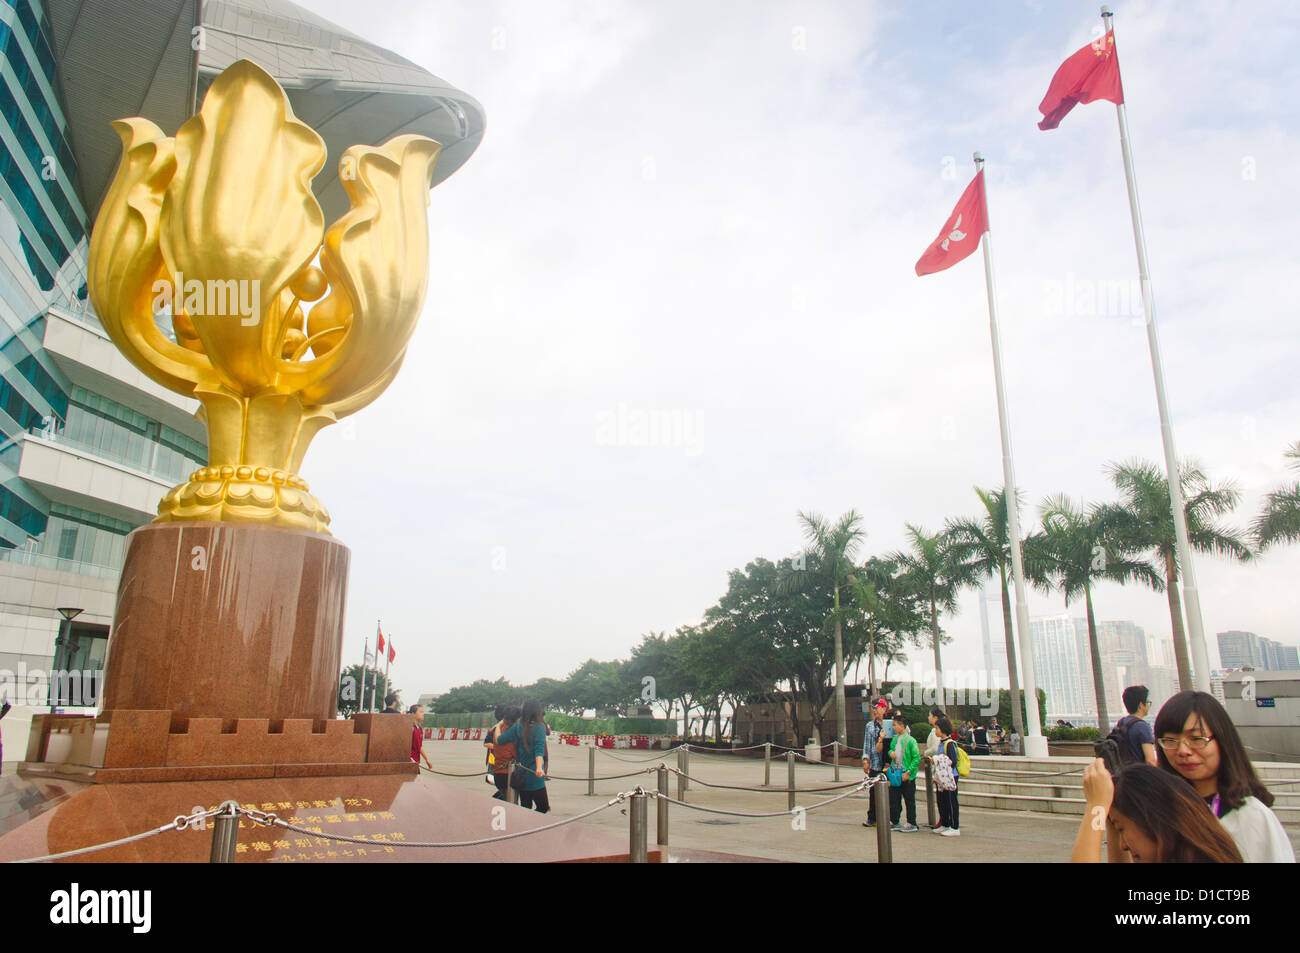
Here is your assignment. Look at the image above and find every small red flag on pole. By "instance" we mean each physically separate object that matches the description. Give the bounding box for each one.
[1037,29,1124,130]
[915,170,988,277]
[388,641,396,664]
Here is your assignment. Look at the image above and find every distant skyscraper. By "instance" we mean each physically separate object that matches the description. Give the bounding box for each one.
[1031,614,1087,719]
[1279,645,1300,671]
[1216,631,1299,671]
[979,582,1011,688]
[1218,631,1262,670]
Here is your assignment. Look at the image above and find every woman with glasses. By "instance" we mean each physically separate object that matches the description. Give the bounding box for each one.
[1071,760,1242,863]
[1153,691,1294,863]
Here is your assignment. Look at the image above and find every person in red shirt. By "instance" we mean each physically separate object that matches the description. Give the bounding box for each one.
[409,705,433,769]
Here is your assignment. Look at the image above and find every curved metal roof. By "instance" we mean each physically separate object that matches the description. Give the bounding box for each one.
[45,0,484,221]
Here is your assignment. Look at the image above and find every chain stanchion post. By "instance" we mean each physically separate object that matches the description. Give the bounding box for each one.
[682,746,690,793]
[208,800,240,863]
[656,764,669,846]
[764,742,771,786]
[924,757,938,828]
[588,746,595,796]
[874,780,893,863]
[833,741,840,782]
[629,790,648,863]
[787,751,796,811]
[507,761,518,805]
[676,748,686,802]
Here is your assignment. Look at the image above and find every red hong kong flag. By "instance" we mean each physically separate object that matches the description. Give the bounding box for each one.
[915,170,987,277]
[388,641,396,664]
[1038,30,1124,130]
[376,631,385,657]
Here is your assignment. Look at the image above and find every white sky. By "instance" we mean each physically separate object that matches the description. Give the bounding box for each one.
[295,0,1300,699]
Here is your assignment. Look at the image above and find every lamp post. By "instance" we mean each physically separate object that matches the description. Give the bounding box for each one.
[50,607,83,713]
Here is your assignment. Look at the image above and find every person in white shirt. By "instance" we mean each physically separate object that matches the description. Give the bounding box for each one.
[1153,691,1294,863]
[924,707,944,758]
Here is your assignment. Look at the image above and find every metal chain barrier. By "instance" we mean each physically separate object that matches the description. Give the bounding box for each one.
[10,806,225,864]
[651,777,877,819]
[665,765,864,794]
[264,794,633,848]
[596,745,690,763]
[422,765,498,778]
[420,763,656,783]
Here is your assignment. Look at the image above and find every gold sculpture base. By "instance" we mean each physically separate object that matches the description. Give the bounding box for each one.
[156,466,331,534]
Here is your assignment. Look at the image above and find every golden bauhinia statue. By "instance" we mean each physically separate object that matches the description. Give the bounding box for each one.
[88,59,441,534]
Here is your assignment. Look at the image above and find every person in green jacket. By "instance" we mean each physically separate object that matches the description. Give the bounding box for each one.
[888,713,921,832]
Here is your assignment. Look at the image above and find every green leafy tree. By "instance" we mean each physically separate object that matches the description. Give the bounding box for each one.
[709,556,836,745]
[522,677,579,714]
[1253,442,1300,551]
[625,631,682,721]
[891,524,975,709]
[1103,460,1252,690]
[846,555,923,697]
[338,664,396,717]
[565,658,638,713]
[1033,495,1164,731]
[430,677,514,714]
[778,510,867,746]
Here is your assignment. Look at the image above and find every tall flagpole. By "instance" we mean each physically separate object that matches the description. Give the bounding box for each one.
[360,635,369,713]
[384,634,393,705]
[974,153,1047,757]
[372,620,380,712]
[1103,6,1209,691]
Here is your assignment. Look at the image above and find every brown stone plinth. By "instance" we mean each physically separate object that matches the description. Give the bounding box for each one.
[0,773,657,863]
[100,521,350,728]
[20,712,416,780]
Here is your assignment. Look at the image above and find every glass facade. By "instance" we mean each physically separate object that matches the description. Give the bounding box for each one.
[0,0,85,297]
[0,0,206,576]
[62,385,206,482]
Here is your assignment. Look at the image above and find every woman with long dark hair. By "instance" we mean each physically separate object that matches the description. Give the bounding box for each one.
[492,699,550,813]
[1072,761,1242,863]
[1154,691,1293,863]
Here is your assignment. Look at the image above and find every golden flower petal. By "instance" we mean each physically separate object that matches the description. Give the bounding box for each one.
[160,59,327,393]
[88,118,209,393]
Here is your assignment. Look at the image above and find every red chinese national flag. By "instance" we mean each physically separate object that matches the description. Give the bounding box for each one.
[387,641,396,664]
[376,631,385,657]
[1037,30,1124,130]
[914,170,987,277]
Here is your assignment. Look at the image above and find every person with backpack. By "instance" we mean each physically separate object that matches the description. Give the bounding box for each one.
[1114,685,1157,766]
[486,705,521,800]
[493,699,550,813]
[861,699,889,828]
[931,716,962,836]
[922,707,945,829]
[887,713,920,833]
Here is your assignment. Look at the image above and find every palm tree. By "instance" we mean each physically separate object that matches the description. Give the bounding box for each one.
[891,524,974,709]
[1033,495,1165,731]
[779,510,866,746]
[1103,459,1252,690]
[849,555,922,697]
[1253,442,1300,551]
[946,486,1029,740]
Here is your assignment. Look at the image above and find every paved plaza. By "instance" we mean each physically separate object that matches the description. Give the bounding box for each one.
[425,740,1093,862]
